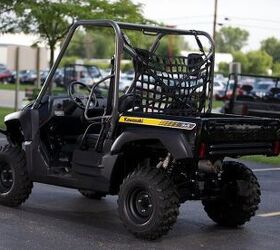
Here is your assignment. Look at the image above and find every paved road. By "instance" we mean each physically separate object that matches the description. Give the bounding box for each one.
[0,136,280,249]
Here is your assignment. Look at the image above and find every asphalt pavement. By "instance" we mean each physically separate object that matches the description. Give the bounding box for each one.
[0,136,280,249]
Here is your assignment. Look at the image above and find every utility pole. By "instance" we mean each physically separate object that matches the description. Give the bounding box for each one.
[14,47,20,111]
[213,0,218,43]
[167,25,175,58]
[36,47,41,88]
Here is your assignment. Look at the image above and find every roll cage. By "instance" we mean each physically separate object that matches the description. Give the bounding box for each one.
[32,20,215,133]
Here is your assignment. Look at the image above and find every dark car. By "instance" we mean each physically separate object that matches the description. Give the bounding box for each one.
[20,70,37,84]
[10,70,37,84]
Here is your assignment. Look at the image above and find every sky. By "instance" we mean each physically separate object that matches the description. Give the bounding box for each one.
[133,0,280,51]
[1,0,280,51]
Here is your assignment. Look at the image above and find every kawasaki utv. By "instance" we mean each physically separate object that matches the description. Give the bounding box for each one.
[0,20,280,240]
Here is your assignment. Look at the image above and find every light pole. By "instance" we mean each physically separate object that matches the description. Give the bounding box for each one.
[213,0,218,43]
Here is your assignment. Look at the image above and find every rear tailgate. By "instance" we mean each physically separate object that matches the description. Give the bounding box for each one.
[200,115,280,157]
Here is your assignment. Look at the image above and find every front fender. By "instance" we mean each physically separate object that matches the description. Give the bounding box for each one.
[111,127,194,160]
[4,109,39,141]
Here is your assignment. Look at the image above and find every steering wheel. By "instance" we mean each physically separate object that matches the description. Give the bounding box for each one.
[68,81,97,109]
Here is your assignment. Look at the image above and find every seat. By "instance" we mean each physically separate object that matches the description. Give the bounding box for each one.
[119,93,142,113]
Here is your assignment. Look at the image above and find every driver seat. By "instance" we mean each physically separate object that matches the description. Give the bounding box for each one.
[76,133,100,149]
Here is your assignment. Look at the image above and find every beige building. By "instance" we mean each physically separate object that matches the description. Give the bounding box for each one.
[0,44,49,70]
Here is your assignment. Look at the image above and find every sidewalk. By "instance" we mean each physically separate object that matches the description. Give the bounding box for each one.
[0,89,25,108]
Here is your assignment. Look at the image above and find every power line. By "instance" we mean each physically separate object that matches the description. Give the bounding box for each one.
[159,15,280,25]
[158,15,213,21]
[221,16,280,25]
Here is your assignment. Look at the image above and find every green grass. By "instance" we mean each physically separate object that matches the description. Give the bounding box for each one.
[212,100,224,109]
[0,83,35,91]
[0,107,14,128]
[241,155,280,165]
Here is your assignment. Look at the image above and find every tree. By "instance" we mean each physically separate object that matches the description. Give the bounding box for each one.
[246,50,272,75]
[232,51,249,73]
[14,0,85,67]
[216,26,249,53]
[12,0,145,67]
[0,0,21,15]
[232,50,272,75]
[217,62,229,76]
[261,37,280,63]
[0,0,23,33]
[272,63,280,76]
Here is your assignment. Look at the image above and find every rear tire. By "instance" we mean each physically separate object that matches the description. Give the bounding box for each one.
[0,145,33,207]
[202,161,261,227]
[118,167,180,240]
[78,189,106,200]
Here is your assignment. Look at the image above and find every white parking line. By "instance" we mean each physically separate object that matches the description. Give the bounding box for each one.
[257,211,280,217]
[252,168,280,172]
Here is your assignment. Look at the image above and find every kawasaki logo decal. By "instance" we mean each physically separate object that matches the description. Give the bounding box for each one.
[119,116,196,130]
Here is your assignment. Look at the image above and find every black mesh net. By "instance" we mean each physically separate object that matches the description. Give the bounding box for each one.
[126,48,213,116]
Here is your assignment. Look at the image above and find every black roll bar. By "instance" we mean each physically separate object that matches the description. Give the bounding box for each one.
[32,19,215,123]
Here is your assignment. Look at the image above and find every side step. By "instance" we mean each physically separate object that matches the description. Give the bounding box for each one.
[72,149,104,177]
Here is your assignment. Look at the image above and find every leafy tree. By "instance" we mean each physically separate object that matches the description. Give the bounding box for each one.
[246,50,272,75]
[218,62,229,76]
[232,51,249,73]
[15,0,85,67]
[0,0,23,33]
[0,0,21,15]
[272,63,280,76]
[11,0,145,67]
[261,37,280,63]
[216,26,249,53]
[231,50,272,75]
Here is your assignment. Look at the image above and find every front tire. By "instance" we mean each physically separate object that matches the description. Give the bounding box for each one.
[0,145,33,207]
[202,161,261,227]
[118,167,180,240]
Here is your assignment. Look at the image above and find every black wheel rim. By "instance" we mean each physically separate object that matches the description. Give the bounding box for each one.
[0,162,14,194]
[126,186,154,225]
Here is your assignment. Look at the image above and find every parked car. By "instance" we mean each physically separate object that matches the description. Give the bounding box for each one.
[252,81,275,98]
[213,81,226,99]
[0,66,12,83]
[62,64,103,87]
[10,70,37,84]
[20,70,37,84]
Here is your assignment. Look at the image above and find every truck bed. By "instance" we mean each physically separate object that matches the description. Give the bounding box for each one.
[199,113,280,157]
[122,112,280,157]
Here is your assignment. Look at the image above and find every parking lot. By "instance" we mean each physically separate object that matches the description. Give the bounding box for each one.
[0,132,280,250]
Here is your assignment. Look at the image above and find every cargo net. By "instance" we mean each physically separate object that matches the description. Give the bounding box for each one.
[127,48,213,116]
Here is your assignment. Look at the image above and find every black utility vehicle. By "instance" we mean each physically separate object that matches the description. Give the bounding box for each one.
[223,73,280,117]
[0,20,280,240]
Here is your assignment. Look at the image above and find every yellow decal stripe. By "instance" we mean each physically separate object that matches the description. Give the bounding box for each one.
[119,116,196,130]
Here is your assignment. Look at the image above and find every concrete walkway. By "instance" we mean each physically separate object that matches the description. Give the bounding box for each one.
[0,89,26,108]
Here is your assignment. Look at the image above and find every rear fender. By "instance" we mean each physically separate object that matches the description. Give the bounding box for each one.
[111,127,193,160]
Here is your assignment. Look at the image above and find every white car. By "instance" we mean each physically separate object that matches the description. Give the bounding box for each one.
[213,80,226,98]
